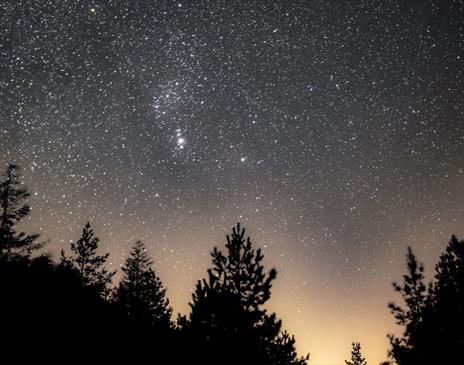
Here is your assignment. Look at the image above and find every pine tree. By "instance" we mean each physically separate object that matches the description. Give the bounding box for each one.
[387,247,428,363]
[345,342,367,365]
[186,223,308,364]
[63,222,114,297]
[115,240,172,329]
[0,163,40,255]
[433,235,464,308]
[269,331,309,365]
[429,235,464,360]
[387,239,464,364]
[388,247,427,330]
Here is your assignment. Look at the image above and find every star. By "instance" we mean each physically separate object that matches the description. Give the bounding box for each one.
[3,2,463,364]
[177,137,186,149]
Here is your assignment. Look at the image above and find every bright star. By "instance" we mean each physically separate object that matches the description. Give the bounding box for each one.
[177,137,186,149]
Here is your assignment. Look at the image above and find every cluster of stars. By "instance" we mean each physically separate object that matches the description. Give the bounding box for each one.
[1,1,463,364]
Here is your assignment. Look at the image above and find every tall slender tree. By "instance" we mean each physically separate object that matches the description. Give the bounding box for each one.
[62,222,114,297]
[186,223,308,364]
[345,342,367,365]
[0,163,40,255]
[114,240,172,329]
[388,247,429,363]
[388,247,428,330]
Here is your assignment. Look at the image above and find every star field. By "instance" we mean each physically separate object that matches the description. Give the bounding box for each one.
[1,1,464,363]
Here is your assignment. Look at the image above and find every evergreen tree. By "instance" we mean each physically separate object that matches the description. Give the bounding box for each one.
[388,238,464,364]
[63,222,114,297]
[115,240,172,329]
[186,223,308,364]
[345,342,367,365]
[389,247,428,326]
[433,235,464,312]
[429,235,464,360]
[388,247,429,363]
[269,331,309,365]
[0,163,40,255]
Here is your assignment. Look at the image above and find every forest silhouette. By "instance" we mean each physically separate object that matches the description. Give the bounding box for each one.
[1,163,464,364]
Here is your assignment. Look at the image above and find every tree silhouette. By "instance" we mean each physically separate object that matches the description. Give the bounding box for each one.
[387,246,432,364]
[0,163,40,255]
[388,247,428,362]
[388,238,464,364]
[62,222,115,297]
[269,330,309,365]
[345,342,367,365]
[429,235,464,361]
[185,223,308,364]
[389,247,428,327]
[115,240,172,329]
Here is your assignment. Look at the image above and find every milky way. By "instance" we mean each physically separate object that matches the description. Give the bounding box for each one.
[1,1,464,363]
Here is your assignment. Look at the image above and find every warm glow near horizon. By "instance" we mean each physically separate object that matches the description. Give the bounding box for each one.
[22,207,463,364]
[3,0,464,363]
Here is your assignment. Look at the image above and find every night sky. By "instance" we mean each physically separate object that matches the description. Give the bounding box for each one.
[1,1,464,363]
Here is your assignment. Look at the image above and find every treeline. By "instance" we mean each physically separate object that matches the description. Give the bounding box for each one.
[0,164,307,364]
[1,163,464,364]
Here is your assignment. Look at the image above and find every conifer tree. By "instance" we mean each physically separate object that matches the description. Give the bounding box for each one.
[433,235,464,309]
[0,163,40,255]
[345,342,367,365]
[115,240,172,329]
[388,247,428,332]
[429,235,464,360]
[63,222,114,297]
[269,331,309,365]
[388,239,464,363]
[387,247,429,362]
[187,223,307,364]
